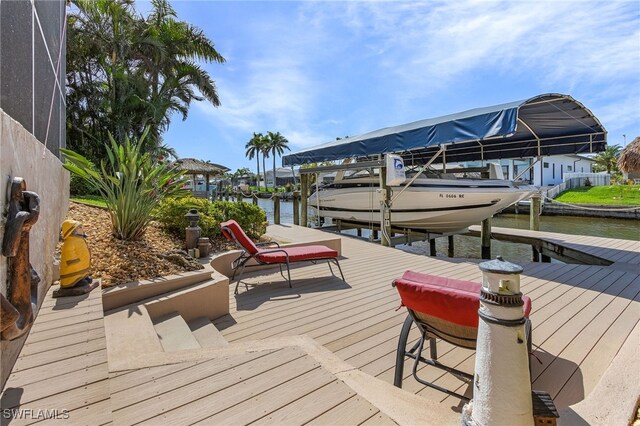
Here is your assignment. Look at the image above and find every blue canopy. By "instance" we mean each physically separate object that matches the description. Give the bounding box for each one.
[283,93,606,166]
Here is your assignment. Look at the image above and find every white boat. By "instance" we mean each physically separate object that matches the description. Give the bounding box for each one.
[308,171,536,233]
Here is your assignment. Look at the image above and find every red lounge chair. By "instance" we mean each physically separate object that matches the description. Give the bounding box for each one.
[220,220,345,294]
[392,270,532,401]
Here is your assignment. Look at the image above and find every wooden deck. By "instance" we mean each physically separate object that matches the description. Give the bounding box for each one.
[1,224,638,425]
[109,346,394,425]
[0,287,111,426]
[216,225,640,411]
[469,225,640,267]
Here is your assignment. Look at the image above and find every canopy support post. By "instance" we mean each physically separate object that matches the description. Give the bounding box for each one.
[442,146,447,173]
[301,174,308,227]
[379,156,391,247]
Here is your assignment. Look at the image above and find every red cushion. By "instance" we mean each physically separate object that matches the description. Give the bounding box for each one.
[393,271,531,328]
[220,220,259,255]
[256,245,338,264]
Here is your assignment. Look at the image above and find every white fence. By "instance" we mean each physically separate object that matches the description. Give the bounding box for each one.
[564,173,610,186]
[542,173,610,199]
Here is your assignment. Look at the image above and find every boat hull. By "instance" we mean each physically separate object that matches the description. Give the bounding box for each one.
[309,180,534,233]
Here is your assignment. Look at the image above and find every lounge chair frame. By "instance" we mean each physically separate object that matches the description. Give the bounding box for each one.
[221,223,345,295]
[393,301,532,401]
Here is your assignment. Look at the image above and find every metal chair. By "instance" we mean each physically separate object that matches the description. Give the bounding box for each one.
[220,220,345,294]
[392,270,532,401]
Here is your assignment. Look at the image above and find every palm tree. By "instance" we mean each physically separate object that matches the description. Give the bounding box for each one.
[137,0,225,143]
[594,145,622,174]
[245,133,264,190]
[260,135,270,190]
[66,0,225,163]
[266,131,290,190]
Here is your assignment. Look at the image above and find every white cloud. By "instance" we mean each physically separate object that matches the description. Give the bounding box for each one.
[331,1,639,91]
[195,0,638,160]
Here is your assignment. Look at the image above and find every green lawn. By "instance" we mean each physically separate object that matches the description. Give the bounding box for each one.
[71,195,107,208]
[554,185,640,206]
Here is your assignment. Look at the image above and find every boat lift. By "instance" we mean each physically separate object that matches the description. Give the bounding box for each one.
[289,93,607,253]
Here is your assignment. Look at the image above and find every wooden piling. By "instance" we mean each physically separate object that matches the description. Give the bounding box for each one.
[293,191,300,225]
[429,238,436,256]
[530,193,541,231]
[481,217,491,259]
[252,193,258,205]
[448,235,455,258]
[273,193,281,225]
[530,193,541,261]
[301,174,308,227]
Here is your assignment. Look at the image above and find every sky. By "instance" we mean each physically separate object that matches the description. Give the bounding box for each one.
[143,0,639,173]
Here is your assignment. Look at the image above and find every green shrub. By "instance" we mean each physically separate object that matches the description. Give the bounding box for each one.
[153,197,217,236]
[154,197,267,240]
[208,200,266,238]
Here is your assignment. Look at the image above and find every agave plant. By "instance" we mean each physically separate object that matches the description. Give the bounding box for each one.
[61,129,186,240]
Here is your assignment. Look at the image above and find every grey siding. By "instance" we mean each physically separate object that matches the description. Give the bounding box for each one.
[0,0,66,156]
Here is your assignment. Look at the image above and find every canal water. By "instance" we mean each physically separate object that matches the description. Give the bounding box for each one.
[249,198,639,264]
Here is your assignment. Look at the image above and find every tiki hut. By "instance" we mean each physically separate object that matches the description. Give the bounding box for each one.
[617,137,640,179]
[171,158,230,197]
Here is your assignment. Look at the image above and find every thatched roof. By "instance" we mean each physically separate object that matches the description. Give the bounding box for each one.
[617,137,640,173]
[171,158,230,175]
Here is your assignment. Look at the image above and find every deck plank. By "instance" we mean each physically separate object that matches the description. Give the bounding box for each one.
[244,379,355,425]
[113,348,309,424]
[305,396,383,426]
[110,349,280,409]
[193,368,336,425]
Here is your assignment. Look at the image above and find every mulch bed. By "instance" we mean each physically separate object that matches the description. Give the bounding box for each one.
[60,202,233,287]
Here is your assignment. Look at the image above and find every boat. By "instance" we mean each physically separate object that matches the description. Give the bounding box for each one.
[308,169,536,233]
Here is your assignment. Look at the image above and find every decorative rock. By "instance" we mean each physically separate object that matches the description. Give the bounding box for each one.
[60,203,206,287]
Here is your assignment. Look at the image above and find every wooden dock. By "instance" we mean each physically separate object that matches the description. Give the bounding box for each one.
[469,225,640,268]
[1,224,638,425]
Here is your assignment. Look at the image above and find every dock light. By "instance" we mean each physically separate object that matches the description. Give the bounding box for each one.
[462,256,534,426]
[185,209,200,228]
[185,209,201,250]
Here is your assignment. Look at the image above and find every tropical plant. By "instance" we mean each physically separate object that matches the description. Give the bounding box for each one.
[66,0,225,164]
[61,129,186,240]
[593,145,622,174]
[260,134,270,190]
[245,132,265,190]
[266,131,290,189]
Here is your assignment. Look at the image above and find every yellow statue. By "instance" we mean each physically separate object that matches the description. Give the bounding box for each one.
[59,220,92,288]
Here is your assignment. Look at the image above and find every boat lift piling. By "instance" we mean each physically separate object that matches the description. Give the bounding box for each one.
[292,191,300,225]
[273,193,281,225]
[300,174,309,227]
[481,217,492,259]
